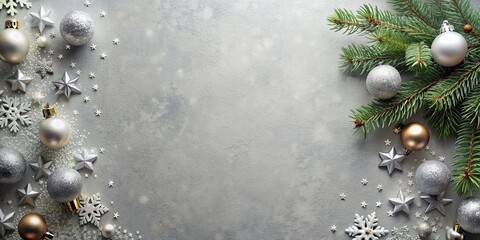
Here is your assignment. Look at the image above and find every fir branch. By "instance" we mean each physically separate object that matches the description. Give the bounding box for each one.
[426,105,461,138]
[328,8,366,35]
[463,87,480,129]
[388,0,438,28]
[446,0,480,37]
[368,29,412,50]
[405,42,432,72]
[340,44,405,74]
[453,120,480,196]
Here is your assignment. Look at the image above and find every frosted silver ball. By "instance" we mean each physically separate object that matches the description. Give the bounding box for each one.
[39,117,71,149]
[0,28,29,64]
[416,222,432,238]
[47,168,82,203]
[60,11,94,46]
[101,223,116,238]
[431,31,467,67]
[366,65,401,99]
[0,147,26,184]
[415,160,451,195]
[457,197,480,234]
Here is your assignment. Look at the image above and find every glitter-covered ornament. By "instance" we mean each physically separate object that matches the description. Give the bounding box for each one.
[39,104,71,149]
[457,196,480,234]
[431,20,468,67]
[101,223,115,238]
[46,168,82,211]
[0,19,29,64]
[365,65,401,100]
[415,160,451,195]
[416,222,432,238]
[60,11,94,46]
[18,213,54,240]
[0,147,26,184]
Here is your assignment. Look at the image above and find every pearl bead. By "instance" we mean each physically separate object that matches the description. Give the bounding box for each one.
[101,223,116,238]
[36,35,48,48]
[39,117,71,149]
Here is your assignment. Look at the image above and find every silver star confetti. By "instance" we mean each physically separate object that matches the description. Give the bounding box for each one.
[421,191,453,216]
[107,180,114,187]
[92,84,99,91]
[389,189,414,214]
[17,183,40,207]
[29,6,54,33]
[95,109,102,116]
[113,38,120,45]
[113,212,119,219]
[29,156,52,180]
[90,44,97,50]
[378,147,405,175]
[6,69,32,92]
[74,149,98,171]
[36,58,53,78]
[100,10,106,17]
[53,71,82,99]
[100,53,107,59]
[89,72,95,78]
[0,209,14,238]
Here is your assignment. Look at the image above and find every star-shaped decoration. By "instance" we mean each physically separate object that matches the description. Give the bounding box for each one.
[53,71,82,99]
[92,84,99,91]
[90,44,97,50]
[439,156,446,161]
[48,49,54,55]
[407,172,414,178]
[84,173,89,178]
[6,70,32,92]
[50,32,56,38]
[113,212,119,219]
[389,190,414,214]
[65,44,71,50]
[84,0,91,7]
[393,127,401,134]
[36,58,53,78]
[376,201,382,208]
[99,148,105,153]
[430,151,436,156]
[73,110,79,115]
[76,70,81,76]
[425,145,430,150]
[100,53,107,59]
[386,210,393,217]
[77,193,109,227]
[113,38,120,45]
[421,191,453,216]
[378,147,405,175]
[58,54,63,59]
[95,109,102,116]
[340,193,346,200]
[70,62,76,68]
[377,184,383,191]
[408,180,414,187]
[100,10,107,17]
[29,156,52,181]
[89,72,95,79]
[74,149,98,171]
[29,7,54,33]
[384,139,391,146]
[84,96,90,102]
[330,225,336,232]
[422,215,429,221]
[107,180,114,187]
[414,211,421,218]
[0,209,14,238]
[17,183,40,207]
[361,178,368,185]
[361,201,367,208]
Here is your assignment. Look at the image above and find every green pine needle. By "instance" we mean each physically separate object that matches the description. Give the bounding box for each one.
[405,42,432,72]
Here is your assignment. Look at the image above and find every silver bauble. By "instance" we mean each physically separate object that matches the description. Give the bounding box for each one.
[415,160,451,195]
[365,65,401,100]
[101,223,116,238]
[431,20,468,67]
[39,117,71,149]
[0,22,29,64]
[416,222,432,238]
[47,168,82,203]
[60,11,94,46]
[0,147,26,184]
[457,197,480,234]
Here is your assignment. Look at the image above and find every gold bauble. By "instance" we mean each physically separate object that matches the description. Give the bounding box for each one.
[400,122,430,151]
[18,213,47,240]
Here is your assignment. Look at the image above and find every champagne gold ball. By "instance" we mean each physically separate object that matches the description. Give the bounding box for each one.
[18,213,47,240]
[39,117,71,149]
[400,122,430,151]
[0,28,29,64]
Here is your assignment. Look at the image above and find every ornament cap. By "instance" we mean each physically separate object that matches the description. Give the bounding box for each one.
[44,231,54,239]
[64,198,80,212]
[42,104,57,119]
[5,19,19,29]
[440,20,455,33]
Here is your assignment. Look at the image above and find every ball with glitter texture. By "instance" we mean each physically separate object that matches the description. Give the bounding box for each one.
[457,197,480,234]
[59,11,94,46]
[416,222,432,238]
[101,223,116,238]
[365,65,401,99]
[415,160,451,195]
[0,147,26,184]
[47,168,82,203]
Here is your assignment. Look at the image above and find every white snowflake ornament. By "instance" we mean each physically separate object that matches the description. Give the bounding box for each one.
[77,193,109,227]
[0,96,32,133]
[345,212,389,240]
[0,0,32,16]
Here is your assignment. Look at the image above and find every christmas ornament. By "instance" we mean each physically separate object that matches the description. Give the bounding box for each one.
[415,160,451,195]
[77,193,109,227]
[365,65,401,99]
[416,222,432,238]
[463,24,473,34]
[0,96,32,133]
[378,147,405,175]
[431,20,468,67]
[0,208,14,238]
[29,156,52,181]
[101,223,115,239]
[446,223,464,240]
[18,213,54,240]
[0,0,31,16]
[35,58,53,78]
[29,6,53,34]
[420,191,452,216]
[6,69,32,92]
[35,35,47,48]
[400,122,430,152]
[74,149,97,171]
[0,19,29,64]
[457,196,480,234]
[47,168,82,211]
[52,71,82,99]
[0,147,26,184]
[60,11,94,46]
[39,104,71,149]
[388,189,414,214]
[345,212,388,239]
[17,183,40,207]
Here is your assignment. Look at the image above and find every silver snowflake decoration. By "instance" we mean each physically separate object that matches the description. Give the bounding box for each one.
[77,193,109,227]
[36,58,53,78]
[345,212,389,239]
[0,0,32,16]
[0,96,32,133]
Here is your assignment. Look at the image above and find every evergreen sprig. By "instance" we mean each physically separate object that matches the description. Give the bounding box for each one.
[329,0,480,196]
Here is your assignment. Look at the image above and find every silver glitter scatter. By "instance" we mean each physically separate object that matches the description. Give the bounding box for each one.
[60,11,94,46]
[415,160,451,195]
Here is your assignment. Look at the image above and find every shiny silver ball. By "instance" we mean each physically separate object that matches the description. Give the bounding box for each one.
[0,28,29,63]
[60,11,94,46]
[432,31,467,67]
[0,147,26,184]
[457,197,480,234]
[415,160,451,195]
[101,223,116,238]
[416,222,432,238]
[366,65,401,99]
[39,117,71,149]
[47,168,82,203]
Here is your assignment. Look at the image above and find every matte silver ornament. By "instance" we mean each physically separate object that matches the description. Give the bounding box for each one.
[416,222,432,238]
[46,168,82,203]
[101,223,115,238]
[365,65,401,99]
[0,147,26,184]
[415,160,451,195]
[60,11,94,46]
[0,20,29,64]
[457,196,480,234]
[431,20,468,67]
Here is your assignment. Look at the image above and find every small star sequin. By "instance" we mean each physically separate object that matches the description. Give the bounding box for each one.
[430,151,436,156]
[423,216,429,221]
[407,172,414,178]
[387,210,393,217]
[384,139,391,146]
[361,179,368,185]
[414,212,421,218]
[84,0,91,7]
[66,44,71,50]
[107,180,114,187]
[95,109,102,116]
[90,44,97,50]
[340,193,346,200]
[76,70,81,76]
[89,72,95,79]
[100,10,107,17]
[330,225,336,232]
[48,49,54,55]
[376,201,382,207]
[113,38,120,45]
[50,32,56,38]
[393,127,401,134]
[58,54,63,59]
[99,148,105,153]
[439,156,445,161]
[92,84,99,91]
[84,96,90,102]
[73,110,79,115]
[361,201,367,208]
[113,212,119,219]
[377,184,383,191]
[100,53,107,59]
[84,173,89,178]
[408,180,414,187]
[70,62,76,68]
[425,145,430,150]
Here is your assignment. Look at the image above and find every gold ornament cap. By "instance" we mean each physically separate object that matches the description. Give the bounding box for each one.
[64,198,80,212]
[5,19,19,29]
[42,104,57,119]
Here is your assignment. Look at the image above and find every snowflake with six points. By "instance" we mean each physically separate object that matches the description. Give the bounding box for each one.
[36,58,53,78]
[0,0,32,16]
[77,193,109,227]
[345,212,389,240]
[0,96,32,133]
